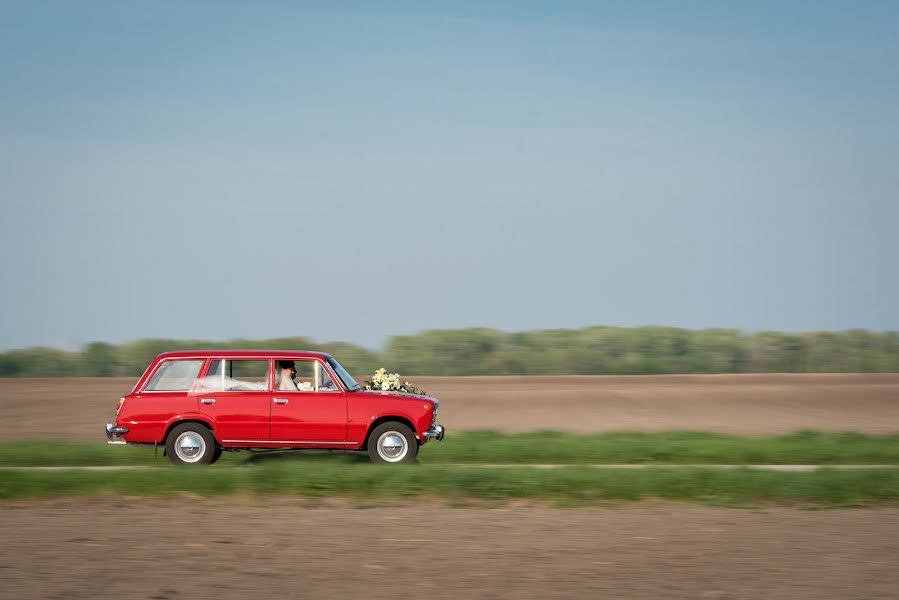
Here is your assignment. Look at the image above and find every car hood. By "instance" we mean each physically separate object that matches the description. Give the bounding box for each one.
[353,390,439,405]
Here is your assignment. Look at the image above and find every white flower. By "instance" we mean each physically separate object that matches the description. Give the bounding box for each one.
[364,367,426,395]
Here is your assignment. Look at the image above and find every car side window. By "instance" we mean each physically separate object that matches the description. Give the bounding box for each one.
[144,360,204,391]
[317,362,338,392]
[192,359,269,392]
[289,360,339,393]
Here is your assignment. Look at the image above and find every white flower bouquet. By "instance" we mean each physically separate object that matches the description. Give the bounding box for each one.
[361,368,427,396]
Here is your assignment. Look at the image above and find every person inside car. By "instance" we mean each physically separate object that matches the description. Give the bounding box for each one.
[277,360,299,391]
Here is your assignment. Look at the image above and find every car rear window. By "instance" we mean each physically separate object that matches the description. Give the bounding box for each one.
[144,359,204,391]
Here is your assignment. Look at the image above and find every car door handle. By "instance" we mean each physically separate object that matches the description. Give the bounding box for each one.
[200,398,216,405]
[273,398,289,405]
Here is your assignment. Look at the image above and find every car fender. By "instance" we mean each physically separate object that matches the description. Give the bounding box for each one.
[161,413,220,444]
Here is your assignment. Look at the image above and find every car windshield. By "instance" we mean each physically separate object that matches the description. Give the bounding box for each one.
[327,356,361,391]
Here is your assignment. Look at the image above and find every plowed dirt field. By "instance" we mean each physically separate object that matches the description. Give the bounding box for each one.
[2,499,898,600]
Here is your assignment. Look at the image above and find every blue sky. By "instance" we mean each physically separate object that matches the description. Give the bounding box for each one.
[1,1,897,350]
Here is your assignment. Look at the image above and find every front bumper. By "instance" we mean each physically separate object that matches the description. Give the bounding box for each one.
[423,424,445,441]
[106,423,129,445]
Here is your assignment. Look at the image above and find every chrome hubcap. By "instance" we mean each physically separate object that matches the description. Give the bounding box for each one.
[377,431,408,462]
[175,432,205,463]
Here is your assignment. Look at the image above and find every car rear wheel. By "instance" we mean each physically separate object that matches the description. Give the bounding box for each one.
[367,422,418,464]
[166,423,216,466]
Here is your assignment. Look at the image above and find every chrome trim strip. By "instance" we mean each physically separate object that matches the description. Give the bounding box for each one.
[222,440,357,445]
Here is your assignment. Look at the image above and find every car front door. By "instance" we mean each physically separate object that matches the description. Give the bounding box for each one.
[271,358,348,442]
[197,358,271,442]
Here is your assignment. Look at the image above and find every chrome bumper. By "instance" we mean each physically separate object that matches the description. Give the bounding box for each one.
[423,424,445,441]
[106,423,129,445]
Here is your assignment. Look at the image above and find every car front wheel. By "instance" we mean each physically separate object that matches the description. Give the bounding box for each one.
[166,423,217,466]
[367,422,418,464]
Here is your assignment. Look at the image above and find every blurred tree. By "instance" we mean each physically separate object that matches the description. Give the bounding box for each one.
[80,342,120,376]
[2,328,898,377]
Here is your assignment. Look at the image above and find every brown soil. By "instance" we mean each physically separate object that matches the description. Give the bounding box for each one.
[3,375,899,598]
[417,373,899,435]
[1,374,898,441]
[1,499,897,599]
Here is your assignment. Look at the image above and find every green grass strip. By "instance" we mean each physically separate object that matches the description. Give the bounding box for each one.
[2,465,899,507]
[421,430,899,465]
[3,431,899,467]
[0,442,160,466]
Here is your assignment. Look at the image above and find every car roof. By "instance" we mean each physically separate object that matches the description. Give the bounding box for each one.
[154,350,331,361]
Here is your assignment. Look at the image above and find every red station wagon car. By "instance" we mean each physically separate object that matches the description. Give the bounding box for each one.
[105,350,445,465]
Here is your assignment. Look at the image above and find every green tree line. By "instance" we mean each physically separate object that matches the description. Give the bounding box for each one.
[1,327,898,378]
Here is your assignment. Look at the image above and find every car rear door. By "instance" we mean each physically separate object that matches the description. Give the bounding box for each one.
[197,358,271,442]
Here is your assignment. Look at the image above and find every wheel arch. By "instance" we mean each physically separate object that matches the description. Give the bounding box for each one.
[362,415,418,449]
[162,418,219,446]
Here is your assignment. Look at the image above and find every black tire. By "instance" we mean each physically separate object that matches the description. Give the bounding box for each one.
[367,422,418,464]
[210,446,224,465]
[165,423,217,466]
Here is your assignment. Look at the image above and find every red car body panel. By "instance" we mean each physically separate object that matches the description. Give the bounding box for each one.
[115,350,437,451]
[270,389,348,442]
[118,391,207,443]
[346,391,436,444]
[199,389,271,442]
